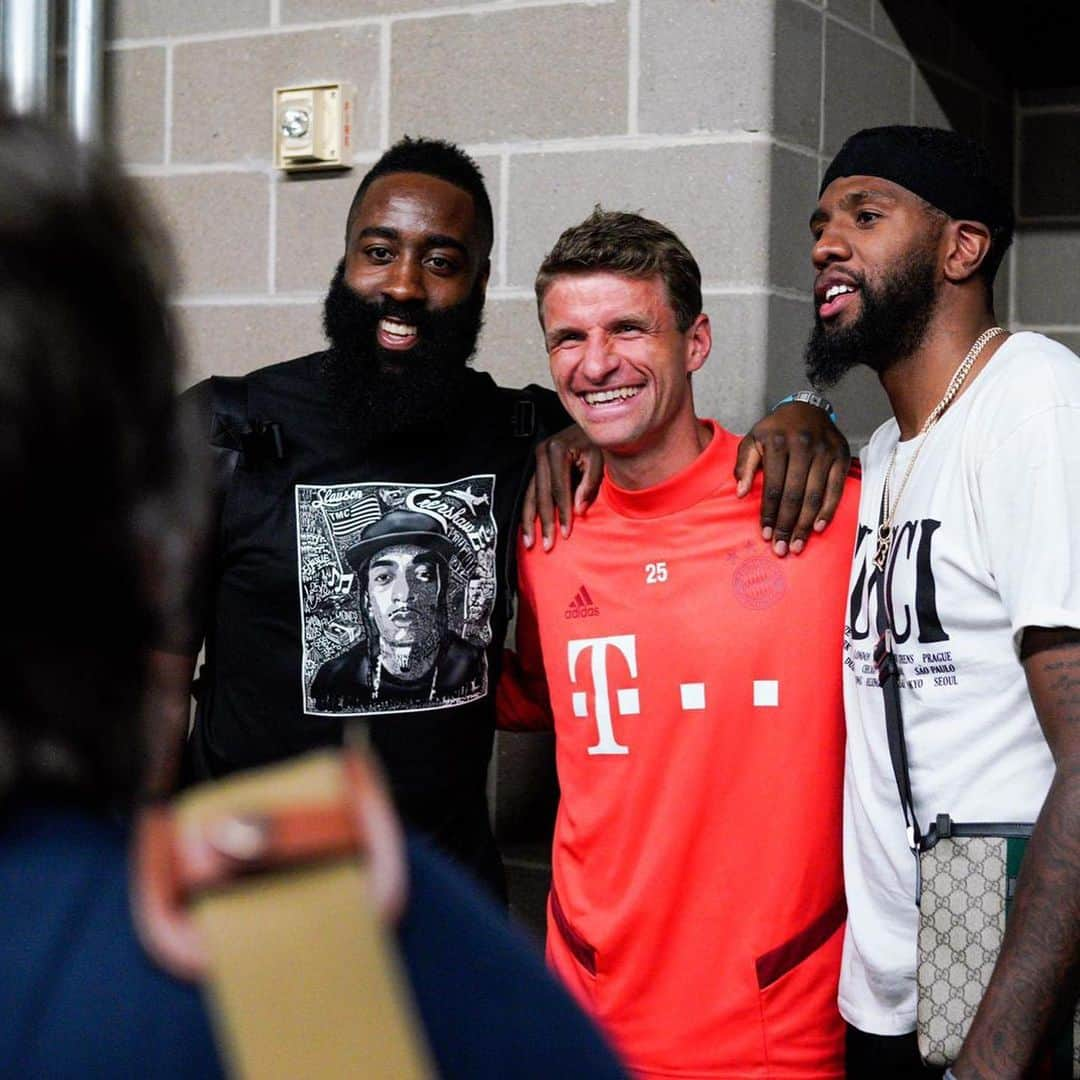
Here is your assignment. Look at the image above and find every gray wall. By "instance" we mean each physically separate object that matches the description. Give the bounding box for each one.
[108,0,787,432]
[106,0,1019,445]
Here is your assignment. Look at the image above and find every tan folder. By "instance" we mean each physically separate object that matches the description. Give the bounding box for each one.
[154,751,435,1079]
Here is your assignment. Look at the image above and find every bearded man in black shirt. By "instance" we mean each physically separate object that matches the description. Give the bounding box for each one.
[157,138,577,900]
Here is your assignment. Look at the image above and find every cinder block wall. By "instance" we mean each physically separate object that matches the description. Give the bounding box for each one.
[110,0,787,434]
[107,0,1017,445]
[105,0,1025,932]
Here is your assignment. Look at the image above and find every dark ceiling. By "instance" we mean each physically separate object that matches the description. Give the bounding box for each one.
[882,0,1080,91]
[964,1,1080,89]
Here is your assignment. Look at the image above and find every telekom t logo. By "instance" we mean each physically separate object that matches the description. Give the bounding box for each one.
[568,635,638,756]
[567,633,782,754]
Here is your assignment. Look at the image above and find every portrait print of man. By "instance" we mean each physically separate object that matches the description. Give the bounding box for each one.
[310,508,484,712]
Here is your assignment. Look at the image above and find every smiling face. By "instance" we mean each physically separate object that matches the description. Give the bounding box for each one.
[541,271,711,486]
[805,174,944,385]
[344,171,489,356]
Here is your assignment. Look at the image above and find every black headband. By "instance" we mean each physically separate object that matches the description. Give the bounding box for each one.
[820,125,1012,232]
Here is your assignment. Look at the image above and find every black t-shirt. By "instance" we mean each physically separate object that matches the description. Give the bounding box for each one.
[183,353,565,895]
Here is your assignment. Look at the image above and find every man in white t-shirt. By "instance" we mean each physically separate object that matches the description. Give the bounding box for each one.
[806,125,1080,1079]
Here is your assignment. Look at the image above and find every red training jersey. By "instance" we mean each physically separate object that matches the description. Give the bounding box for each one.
[499,421,860,1078]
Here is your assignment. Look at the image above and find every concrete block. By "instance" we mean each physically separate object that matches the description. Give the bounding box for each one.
[506,141,771,290]
[764,294,814,405]
[769,145,819,293]
[108,0,268,41]
[139,173,270,295]
[824,19,911,154]
[1020,113,1080,219]
[391,3,627,144]
[283,0,462,18]
[172,26,381,164]
[1014,229,1080,326]
[275,171,363,296]
[105,46,165,165]
[696,293,770,433]
[638,0,773,136]
[773,0,823,150]
[176,301,325,385]
[870,0,904,49]
[474,297,548,393]
[827,0,872,31]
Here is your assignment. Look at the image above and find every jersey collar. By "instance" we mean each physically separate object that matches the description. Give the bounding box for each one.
[600,419,737,519]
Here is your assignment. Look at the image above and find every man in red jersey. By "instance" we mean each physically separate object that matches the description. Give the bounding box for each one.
[498,208,860,1078]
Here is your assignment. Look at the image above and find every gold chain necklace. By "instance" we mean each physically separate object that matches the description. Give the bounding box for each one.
[873,326,1007,572]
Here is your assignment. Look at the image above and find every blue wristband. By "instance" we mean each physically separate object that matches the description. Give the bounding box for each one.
[771,390,838,425]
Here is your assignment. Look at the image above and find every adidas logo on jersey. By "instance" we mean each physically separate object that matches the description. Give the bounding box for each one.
[564,585,600,619]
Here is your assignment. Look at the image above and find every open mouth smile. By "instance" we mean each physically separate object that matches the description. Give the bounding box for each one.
[580,386,642,406]
[815,278,860,320]
[377,317,419,350]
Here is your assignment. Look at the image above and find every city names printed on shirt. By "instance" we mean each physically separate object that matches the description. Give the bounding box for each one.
[844,516,959,692]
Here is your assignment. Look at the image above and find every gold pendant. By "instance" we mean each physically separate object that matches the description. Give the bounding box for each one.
[874,523,891,572]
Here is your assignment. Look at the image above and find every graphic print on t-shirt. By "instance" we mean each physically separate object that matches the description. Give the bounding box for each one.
[296,476,497,716]
[844,515,956,694]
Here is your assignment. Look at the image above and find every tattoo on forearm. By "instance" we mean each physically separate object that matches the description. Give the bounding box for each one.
[1045,657,1080,723]
[955,646,1080,1080]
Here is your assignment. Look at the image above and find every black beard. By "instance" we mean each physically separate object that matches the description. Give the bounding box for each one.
[321,260,484,446]
[804,244,939,389]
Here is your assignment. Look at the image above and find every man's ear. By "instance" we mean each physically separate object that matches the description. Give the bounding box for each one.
[685,313,712,375]
[943,220,993,284]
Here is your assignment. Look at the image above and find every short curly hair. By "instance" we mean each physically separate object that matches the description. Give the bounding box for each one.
[346,135,493,253]
[534,206,703,332]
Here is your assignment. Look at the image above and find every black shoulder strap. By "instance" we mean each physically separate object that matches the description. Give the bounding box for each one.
[872,485,929,901]
[494,386,538,440]
[209,374,285,470]
[494,383,574,442]
[190,376,284,702]
[208,374,248,488]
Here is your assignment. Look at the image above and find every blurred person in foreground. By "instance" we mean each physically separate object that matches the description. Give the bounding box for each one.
[0,113,625,1079]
